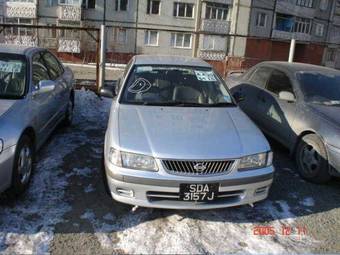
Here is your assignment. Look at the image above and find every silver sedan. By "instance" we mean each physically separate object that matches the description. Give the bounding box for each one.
[0,45,75,196]
[101,55,274,210]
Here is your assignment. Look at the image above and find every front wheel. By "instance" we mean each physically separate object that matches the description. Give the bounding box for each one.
[10,135,34,196]
[295,134,331,184]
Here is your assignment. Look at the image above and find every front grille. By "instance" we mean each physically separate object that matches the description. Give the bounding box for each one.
[162,160,234,176]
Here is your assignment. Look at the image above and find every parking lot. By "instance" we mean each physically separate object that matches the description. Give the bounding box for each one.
[0,90,339,254]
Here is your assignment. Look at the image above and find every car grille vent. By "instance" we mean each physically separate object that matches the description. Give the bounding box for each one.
[162,160,234,176]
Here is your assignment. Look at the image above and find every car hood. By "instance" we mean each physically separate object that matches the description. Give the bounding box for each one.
[309,104,340,127]
[0,99,16,118]
[117,105,270,159]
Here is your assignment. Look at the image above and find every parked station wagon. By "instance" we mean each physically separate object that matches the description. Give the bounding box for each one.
[0,45,75,195]
[101,55,274,209]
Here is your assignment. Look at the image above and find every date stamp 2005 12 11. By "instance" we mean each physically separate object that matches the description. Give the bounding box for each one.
[253,225,308,237]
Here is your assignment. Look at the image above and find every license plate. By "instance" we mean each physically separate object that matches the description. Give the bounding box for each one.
[180,183,219,202]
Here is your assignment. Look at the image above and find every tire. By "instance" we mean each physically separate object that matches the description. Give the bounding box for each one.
[295,134,331,184]
[62,97,74,127]
[9,135,34,196]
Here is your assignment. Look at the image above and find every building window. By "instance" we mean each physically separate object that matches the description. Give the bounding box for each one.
[275,13,294,32]
[296,0,313,8]
[171,33,192,49]
[294,17,311,34]
[315,23,325,36]
[58,0,81,5]
[144,30,159,46]
[173,2,194,18]
[82,0,95,8]
[205,3,228,21]
[147,0,161,14]
[256,12,267,27]
[114,28,127,44]
[326,48,336,62]
[115,0,128,11]
[5,18,34,36]
[319,0,328,10]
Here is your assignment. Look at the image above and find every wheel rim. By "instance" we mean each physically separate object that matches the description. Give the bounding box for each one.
[67,100,73,122]
[299,143,322,176]
[18,145,32,185]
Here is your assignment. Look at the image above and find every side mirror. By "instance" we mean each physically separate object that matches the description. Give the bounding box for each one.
[100,85,116,98]
[36,80,56,94]
[232,91,245,103]
[279,91,295,102]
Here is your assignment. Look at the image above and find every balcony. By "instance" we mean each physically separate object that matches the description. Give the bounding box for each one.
[201,19,231,34]
[272,30,311,41]
[4,1,37,19]
[199,50,226,61]
[58,38,81,53]
[58,5,82,21]
[276,0,315,18]
[4,35,37,47]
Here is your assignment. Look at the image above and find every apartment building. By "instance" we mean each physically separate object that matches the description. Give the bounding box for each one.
[0,0,339,70]
[228,0,340,70]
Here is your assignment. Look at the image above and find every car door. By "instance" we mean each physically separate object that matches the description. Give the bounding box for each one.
[257,69,298,146]
[41,51,67,119]
[234,66,272,122]
[31,52,58,139]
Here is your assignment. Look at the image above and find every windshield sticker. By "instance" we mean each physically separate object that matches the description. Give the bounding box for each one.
[136,66,153,73]
[194,71,217,82]
[0,61,22,73]
[128,78,152,93]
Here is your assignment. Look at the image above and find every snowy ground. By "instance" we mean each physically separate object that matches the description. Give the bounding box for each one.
[0,90,340,254]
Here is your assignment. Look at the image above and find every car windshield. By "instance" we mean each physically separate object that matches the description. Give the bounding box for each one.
[0,53,27,99]
[297,71,340,106]
[120,65,234,107]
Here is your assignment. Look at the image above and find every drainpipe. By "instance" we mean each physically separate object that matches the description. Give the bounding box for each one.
[192,0,202,57]
[103,0,106,25]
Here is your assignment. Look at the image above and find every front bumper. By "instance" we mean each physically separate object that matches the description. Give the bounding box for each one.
[105,160,274,210]
[0,145,16,193]
[326,144,340,176]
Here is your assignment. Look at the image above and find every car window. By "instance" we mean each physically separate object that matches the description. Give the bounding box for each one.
[297,71,340,105]
[120,65,234,106]
[42,52,63,80]
[32,53,50,86]
[0,53,27,99]
[248,67,272,88]
[266,69,294,96]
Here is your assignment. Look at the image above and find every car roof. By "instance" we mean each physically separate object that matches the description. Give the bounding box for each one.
[0,44,44,56]
[258,61,339,74]
[133,55,211,68]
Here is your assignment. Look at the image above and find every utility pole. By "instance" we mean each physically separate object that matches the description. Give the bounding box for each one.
[192,0,202,57]
[98,24,106,92]
[288,38,296,62]
[103,0,107,25]
[134,0,139,54]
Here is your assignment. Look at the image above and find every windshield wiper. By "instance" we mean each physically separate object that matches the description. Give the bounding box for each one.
[206,102,236,107]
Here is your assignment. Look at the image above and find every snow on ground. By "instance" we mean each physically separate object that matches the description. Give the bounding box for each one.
[0,89,319,254]
[300,197,315,207]
[0,89,112,254]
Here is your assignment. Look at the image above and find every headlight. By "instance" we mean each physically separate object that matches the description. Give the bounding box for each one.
[0,139,3,154]
[108,147,158,171]
[238,152,273,171]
